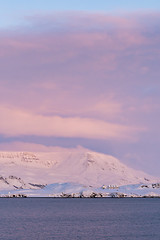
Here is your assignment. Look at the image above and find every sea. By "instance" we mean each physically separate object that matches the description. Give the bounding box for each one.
[0,198,159,240]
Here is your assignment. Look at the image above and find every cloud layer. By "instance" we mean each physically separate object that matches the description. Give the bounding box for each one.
[0,105,139,140]
[0,13,159,133]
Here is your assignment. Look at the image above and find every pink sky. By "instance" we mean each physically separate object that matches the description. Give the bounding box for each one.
[0,12,160,176]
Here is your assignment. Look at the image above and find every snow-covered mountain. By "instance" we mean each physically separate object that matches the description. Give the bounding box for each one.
[0,148,158,192]
[0,175,45,191]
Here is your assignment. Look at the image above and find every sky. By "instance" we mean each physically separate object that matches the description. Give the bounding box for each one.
[0,1,160,176]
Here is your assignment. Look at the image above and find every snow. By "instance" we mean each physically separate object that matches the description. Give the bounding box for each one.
[1,182,160,198]
[0,147,159,197]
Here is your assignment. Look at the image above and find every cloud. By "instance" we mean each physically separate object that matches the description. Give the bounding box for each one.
[0,141,86,152]
[0,11,159,145]
[0,105,140,141]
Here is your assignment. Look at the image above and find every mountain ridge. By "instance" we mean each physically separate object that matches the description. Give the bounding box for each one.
[0,148,158,189]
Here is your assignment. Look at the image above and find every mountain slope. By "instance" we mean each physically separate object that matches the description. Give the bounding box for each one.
[0,148,158,189]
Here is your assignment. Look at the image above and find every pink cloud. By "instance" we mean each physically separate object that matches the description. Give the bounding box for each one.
[0,105,141,141]
[0,12,159,144]
[0,141,85,152]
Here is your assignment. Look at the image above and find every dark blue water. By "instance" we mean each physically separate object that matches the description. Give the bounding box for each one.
[0,198,159,240]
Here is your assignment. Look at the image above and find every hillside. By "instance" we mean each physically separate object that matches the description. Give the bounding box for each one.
[0,148,157,190]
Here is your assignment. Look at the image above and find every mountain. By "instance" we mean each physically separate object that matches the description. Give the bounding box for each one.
[0,175,45,191]
[0,148,158,191]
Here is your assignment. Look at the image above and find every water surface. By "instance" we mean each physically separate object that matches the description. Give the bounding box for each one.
[0,198,159,240]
